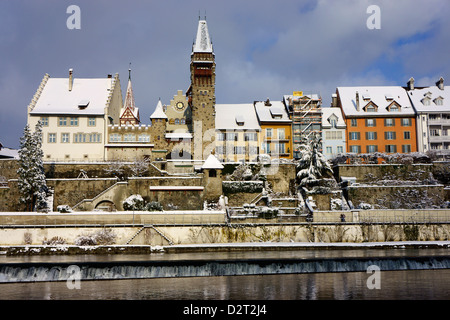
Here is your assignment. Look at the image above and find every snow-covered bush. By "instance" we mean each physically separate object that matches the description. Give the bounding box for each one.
[357,202,373,210]
[222,181,264,194]
[74,229,117,246]
[257,206,279,219]
[57,205,72,213]
[42,236,67,245]
[146,201,163,211]
[123,194,145,211]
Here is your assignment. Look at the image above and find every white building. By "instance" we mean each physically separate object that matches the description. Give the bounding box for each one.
[214,103,261,162]
[321,105,346,159]
[27,70,123,161]
[406,77,450,158]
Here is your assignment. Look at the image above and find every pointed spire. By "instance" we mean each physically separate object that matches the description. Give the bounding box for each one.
[124,75,136,111]
[193,19,213,53]
[150,98,168,119]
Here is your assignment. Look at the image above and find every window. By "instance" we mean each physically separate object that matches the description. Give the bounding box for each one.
[401,118,411,126]
[404,131,411,140]
[226,132,238,141]
[366,132,377,140]
[277,128,285,140]
[365,119,376,127]
[248,146,258,155]
[138,134,150,142]
[337,146,344,154]
[89,133,101,143]
[366,145,378,153]
[109,133,121,142]
[244,132,257,141]
[234,146,246,154]
[402,145,411,153]
[325,131,343,140]
[175,118,180,125]
[216,146,225,154]
[262,143,271,154]
[180,118,186,125]
[70,117,78,126]
[74,133,86,143]
[385,145,397,153]
[422,99,431,106]
[326,146,333,154]
[59,117,67,126]
[384,118,395,127]
[209,169,217,177]
[366,105,377,112]
[40,117,49,126]
[385,131,396,140]
[349,145,361,153]
[123,134,135,142]
[351,119,357,127]
[435,98,443,106]
[88,117,96,126]
[349,132,360,140]
[330,119,337,128]
[48,133,56,143]
[276,143,286,154]
[217,132,225,141]
[389,104,399,112]
[266,128,273,138]
[61,133,70,143]
[430,129,440,136]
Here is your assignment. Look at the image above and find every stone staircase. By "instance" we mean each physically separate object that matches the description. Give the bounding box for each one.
[126,224,174,245]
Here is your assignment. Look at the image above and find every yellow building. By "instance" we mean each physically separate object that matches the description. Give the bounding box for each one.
[254,99,293,159]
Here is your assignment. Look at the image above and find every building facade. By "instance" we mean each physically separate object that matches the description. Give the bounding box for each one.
[27,71,123,161]
[336,86,417,155]
[406,77,450,158]
[321,105,346,159]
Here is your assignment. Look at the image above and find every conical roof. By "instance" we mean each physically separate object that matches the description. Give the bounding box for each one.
[202,154,224,169]
[193,20,213,53]
[150,99,167,119]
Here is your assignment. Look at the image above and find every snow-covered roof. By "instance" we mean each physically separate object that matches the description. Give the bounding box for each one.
[254,100,291,123]
[202,154,224,169]
[407,84,450,113]
[321,107,346,128]
[30,77,114,115]
[337,86,415,117]
[150,99,168,119]
[215,104,260,131]
[192,20,213,53]
[0,147,19,159]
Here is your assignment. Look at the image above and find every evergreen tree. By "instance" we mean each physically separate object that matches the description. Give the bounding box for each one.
[17,121,48,211]
[296,134,333,188]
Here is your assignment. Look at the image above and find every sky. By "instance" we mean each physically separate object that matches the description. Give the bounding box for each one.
[1,0,449,149]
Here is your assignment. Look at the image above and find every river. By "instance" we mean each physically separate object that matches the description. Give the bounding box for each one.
[0,248,449,300]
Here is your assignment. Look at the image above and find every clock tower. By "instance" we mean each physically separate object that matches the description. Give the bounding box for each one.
[188,19,216,160]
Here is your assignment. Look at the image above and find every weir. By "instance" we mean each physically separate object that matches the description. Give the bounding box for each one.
[1,255,449,283]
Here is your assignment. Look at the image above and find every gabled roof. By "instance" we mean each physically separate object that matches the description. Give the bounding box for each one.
[254,100,291,123]
[321,107,346,128]
[215,104,260,131]
[337,86,415,117]
[29,76,117,115]
[150,99,168,119]
[202,154,224,169]
[407,85,450,113]
[192,20,213,53]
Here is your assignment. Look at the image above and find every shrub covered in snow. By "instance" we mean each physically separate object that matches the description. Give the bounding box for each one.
[123,194,145,211]
[42,236,67,245]
[357,202,373,210]
[146,201,163,211]
[257,206,279,219]
[222,181,264,194]
[74,228,117,246]
[57,205,72,213]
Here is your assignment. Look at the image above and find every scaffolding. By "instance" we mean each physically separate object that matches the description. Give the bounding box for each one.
[284,92,322,158]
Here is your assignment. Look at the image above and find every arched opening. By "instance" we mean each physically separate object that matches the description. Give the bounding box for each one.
[209,169,217,177]
[95,200,116,212]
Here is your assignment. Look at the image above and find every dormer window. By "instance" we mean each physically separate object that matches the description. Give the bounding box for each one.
[363,101,378,112]
[422,98,431,106]
[78,100,89,109]
[328,115,338,128]
[235,115,245,126]
[269,107,283,119]
[434,97,444,106]
[387,101,401,112]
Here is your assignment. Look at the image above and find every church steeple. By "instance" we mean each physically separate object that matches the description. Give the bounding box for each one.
[119,67,140,125]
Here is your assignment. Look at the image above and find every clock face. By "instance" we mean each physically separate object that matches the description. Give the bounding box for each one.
[176,102,184,110]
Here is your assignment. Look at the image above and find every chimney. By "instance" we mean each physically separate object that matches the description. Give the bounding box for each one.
[356,91,360,111]
[69,68,73,91]
[407,77,414,90]
[331,93,337,107]
[436,77,444,90]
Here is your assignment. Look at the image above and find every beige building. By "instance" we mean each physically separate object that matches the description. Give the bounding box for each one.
[27,70,123,161]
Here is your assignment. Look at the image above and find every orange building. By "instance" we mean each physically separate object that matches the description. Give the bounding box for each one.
[335,86,417,154]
